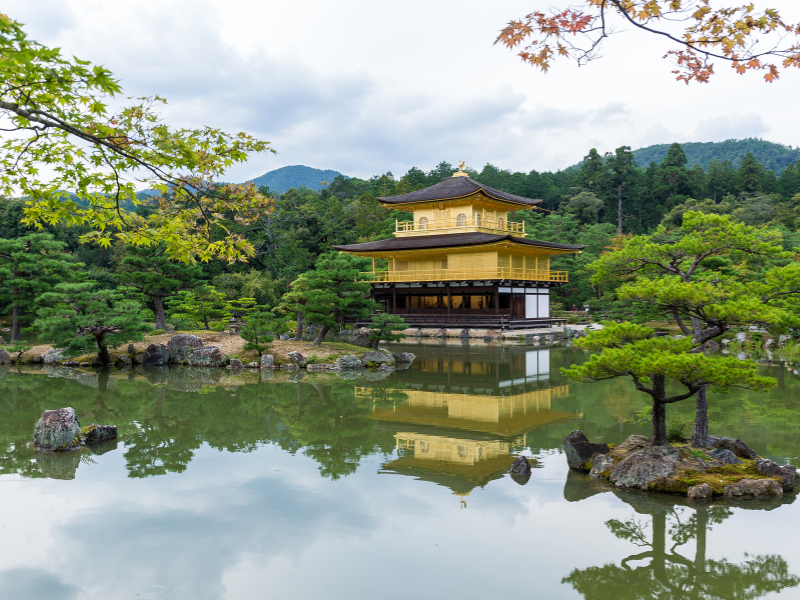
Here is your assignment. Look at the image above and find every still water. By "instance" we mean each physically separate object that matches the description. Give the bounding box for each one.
[1,342,799,599]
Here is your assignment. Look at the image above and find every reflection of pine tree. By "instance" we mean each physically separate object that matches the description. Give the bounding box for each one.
[563,506,800,599]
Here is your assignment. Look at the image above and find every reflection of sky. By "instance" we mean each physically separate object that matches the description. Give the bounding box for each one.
[2,446,800,600]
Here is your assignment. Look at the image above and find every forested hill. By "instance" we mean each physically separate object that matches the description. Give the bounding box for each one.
[633,139,800,174]
[249,165,344,193]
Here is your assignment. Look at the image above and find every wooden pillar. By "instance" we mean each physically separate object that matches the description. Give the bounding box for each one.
[447,286,451,320]
[495,286,500,330]
[392,286,396,314]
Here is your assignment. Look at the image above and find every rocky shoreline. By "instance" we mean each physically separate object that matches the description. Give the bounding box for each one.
[0,333,416,372]
[565,430,799,500]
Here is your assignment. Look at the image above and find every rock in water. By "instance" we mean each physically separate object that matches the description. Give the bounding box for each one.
[32,407,82,452]
[735,332,747,343]
[360,350,395,368]
[260,354,274,369]
[724,479,783,499]
[687,483,714,500]
[43,348,69,364]
[563,430,610,471]
[83,424,118,443]
[590,454,615,478]
[167,334,204,362]
[392,352,416,364]
[614,435,651,456]
[509,456,532,476]
[755,458,800,492]
[707,435,757,459]
[609,445,680,490]
[187,346,223,367]
[142,343,170,367]
[0,348,9,364]
[709,448,742,464]
[288,351,308,367]
[227,358,244,370]
[331,355,362,369]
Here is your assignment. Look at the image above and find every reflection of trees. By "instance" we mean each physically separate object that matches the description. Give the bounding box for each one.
[270,382,396,480]
[563,504,800,600]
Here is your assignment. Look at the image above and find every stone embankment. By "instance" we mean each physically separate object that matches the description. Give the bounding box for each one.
[564,430,799,500]
[12,333,415,372]
[341,324,594,344]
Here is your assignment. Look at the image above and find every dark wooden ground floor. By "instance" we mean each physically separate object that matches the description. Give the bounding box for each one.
[351,280,566,330]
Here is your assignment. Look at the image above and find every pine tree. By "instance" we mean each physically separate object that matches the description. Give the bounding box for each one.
[737,152,767,192]
[33,283,150,365]
[367,314,408,349]
[304,253,373,346]
[0,233,79,341]
[116,245,202,330]
[241,310,289,355]
[275,273,310,341]
[576,148,606,194]
[167,286,228,331]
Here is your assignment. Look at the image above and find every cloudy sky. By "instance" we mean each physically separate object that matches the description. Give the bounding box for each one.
[6,0,800,181]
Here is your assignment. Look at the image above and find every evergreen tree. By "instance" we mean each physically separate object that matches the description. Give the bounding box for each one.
[33,283,150,365]
[705,159,737,201]
[737,152,766,192]
[116,245,202,330]
[240,310,288,355]
[304,253,373,346]
[604,146,639,234]
[0,233,78,341]
[778,160,800,199]
[367,314,408,349]
[167,286,228,331]
[576,148,606,194]
[275,273,311,341]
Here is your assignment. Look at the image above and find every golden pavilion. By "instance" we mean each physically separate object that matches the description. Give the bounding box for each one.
[334,167,585,329]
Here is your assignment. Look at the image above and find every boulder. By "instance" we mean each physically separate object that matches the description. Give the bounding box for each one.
[141,343,170,367]
[115,354,132,365]
[377,364,395,372]
[331,355,362,369]
[33,356,42,363]
[590,454,616,478]
[227,358,244,370]
[609,445,680,490]
[43,348,69,364]
[279,334,290,340]
[763,339,775,348]
[187,346,224,367]
[288,351,308,367]
[307,363,331,372]
[0,348,9,364]
[32,407,82,452]
[735,332,747,342]
[361,350,394,368]
[687,483,714,500]
[509,456,532,476]
[709,448,742,464]
[564,430,610,471]
[260,354,274,369]
[167,334,204,362]
[779,335,792,344]
[281,364,299,371]
[392,352,416,364]
[755,458,799,492]
[245,362,259,368]
[614,434,651,456]
[723,479,783,499]
[83,424,118,443]
[707,435,757,459]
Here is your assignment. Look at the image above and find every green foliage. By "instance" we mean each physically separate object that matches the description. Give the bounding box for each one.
[0,15,273,263]
[367,314,409,349]
[0,233,79,340]
[224,297,258,320]
[240,310,288,355]
[212,270,281,308]
[632,139,800,174]
[304,253,374,345]
[166,286,228,331]
[5,342,32,361]
[32,282,150,364]
[249,166,343,194]
[149,329,166,336]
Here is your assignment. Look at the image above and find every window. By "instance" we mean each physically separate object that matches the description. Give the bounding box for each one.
[497,217,505,230]
[475,214,482,226]
[419,216,428,230]
[456,213,467,226]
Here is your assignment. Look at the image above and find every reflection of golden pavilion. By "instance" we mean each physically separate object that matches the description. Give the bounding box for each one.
[361,385,572,437]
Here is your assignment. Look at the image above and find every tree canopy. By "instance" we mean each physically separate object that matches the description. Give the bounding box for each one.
[0,14,274,263]
[496,1,800,83]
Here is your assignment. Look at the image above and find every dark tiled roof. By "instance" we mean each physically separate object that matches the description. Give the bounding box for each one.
[334,232,585,252]
[378,176,542,207]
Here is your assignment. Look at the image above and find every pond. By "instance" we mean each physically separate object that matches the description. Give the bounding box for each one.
[1,341,800,599]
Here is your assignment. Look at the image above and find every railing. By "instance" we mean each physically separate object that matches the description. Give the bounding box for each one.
[361,268,568,283]
[396,217,524,235]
